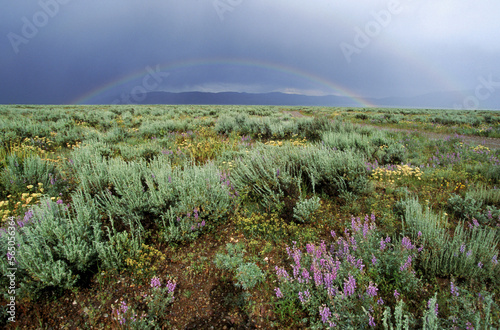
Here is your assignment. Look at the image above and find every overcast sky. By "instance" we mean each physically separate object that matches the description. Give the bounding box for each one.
[1,0,499,104]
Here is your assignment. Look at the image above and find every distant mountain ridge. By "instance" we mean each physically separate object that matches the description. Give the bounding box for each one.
[113,90,500,110]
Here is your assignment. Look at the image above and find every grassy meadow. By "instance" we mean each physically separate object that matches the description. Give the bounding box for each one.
[0,105,499,329]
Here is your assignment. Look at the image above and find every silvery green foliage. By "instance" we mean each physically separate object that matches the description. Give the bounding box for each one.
[15,193,101,291]
[466,184,500,206]
[422,294,440,330]
[95,230,141,270]
[214,243,246,271]
[322,131,372,155]
[231,144,368,211]
[215,113,334,140]
[234,262,265,290]
[382,300,411,330]
[293,196,321,223]
[72,142,234,243]
[0,154,65,196]
[214,243,265,290]
[403,198,499,281]
[71,140,112,195]
[138,119,187,138]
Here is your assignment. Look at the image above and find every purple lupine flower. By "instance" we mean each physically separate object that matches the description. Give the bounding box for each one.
[401,237,414,250]
[313,269,322,287]
[356,258,365,271]
[56,199,63,205]
[478,262,483,268]
[427,299,438,316]
[324,272,335,288]
[166,280,176,295]
[371,254,377,265]
[200,220,205,227]
[450,282,459,297]
[380,238,386,251]
[150,276,161,289]
[275,266,290,280]
[363,220,370,239]
[400,255,412,272]
[331,230,336,238]
[377,298,384,305]
[492,255,498,265]
[24,209,34,223]
[472,218,480,227]
[319,306,331,324]
[418,245,424,252]
[274,287,283,298]
[276,168,280,177]
[418,231,422,237]
[385,236,391,243]
[460,244,466,253]
[120,301,129,317]
[368,314,376,327]
[366,282,378,297]
[394,289,400,300]
[327,287,337,297]
[466,321,474,330]
[298,291,309,304]
[301,269,311,283]
[466,250,472,257]
[343,275,356,297]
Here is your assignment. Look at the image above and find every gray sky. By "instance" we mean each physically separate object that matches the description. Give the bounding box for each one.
[1,0,499,104]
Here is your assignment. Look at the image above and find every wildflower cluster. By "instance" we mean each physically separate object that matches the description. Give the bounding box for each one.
[0,182,55,222]
[112,276,176,327]
[370,164,422,184]
[124,244,166,282]
[472,144,490,154]
[235,212,300,242]
[273,214,421,328]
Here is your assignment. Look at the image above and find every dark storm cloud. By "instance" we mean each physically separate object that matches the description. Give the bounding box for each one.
[1,0,499,104]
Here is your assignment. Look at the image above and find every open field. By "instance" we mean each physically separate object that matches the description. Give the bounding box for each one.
[0,105,499,329]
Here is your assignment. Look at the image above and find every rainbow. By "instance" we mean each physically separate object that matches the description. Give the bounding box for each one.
[72,58,377,107]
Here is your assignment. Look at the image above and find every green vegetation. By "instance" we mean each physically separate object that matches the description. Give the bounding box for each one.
[0,105,499,329]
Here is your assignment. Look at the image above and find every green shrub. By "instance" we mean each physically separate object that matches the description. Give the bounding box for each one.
[403,198,499,283]
[467,185,500,207]
[322,131,372,155]
[214,243,265,290]
[293,196,320,223]
[0,192,102,298]
[73,141,235,244]
[231,144,369,214]
[0,154,68,198]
